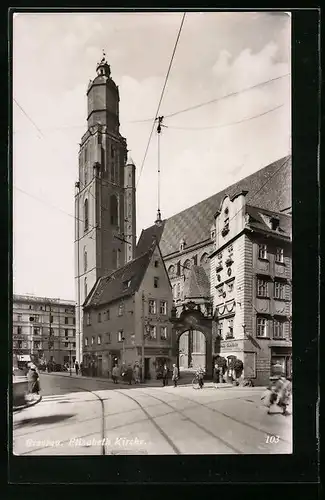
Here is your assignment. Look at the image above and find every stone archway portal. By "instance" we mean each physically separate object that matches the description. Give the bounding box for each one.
[178,329,206,371]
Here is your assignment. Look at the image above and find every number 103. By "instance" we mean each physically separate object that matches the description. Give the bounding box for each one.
[266,435,280,443]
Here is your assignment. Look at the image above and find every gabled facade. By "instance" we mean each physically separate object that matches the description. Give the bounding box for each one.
[82,240,173,380]
[210,192,292,385]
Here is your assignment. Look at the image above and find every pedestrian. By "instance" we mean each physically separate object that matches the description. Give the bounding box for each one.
[214,362,219,386]
[134,364,140,384]
[172,364,179,388]
[75,361,79,375]
[162,363,169,387]
[261,376,285,414]
[27,364,40,397]
[197,366,205,389]
[80,361,84,376]
[112,364,119,384]
[277,376,292,416]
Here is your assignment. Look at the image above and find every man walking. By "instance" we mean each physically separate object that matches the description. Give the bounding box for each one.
[162,364,169,387]
[112,364,119,384]
[172,364,179,388]
[75,361,79,376]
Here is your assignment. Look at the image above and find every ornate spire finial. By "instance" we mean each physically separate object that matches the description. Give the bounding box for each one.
[101,49,106,63]
[155,209,162,225]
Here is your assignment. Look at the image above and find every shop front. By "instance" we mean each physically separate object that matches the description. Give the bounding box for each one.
[270,346,292,379]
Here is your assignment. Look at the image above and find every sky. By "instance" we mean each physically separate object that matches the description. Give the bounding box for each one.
[13,11,291,300]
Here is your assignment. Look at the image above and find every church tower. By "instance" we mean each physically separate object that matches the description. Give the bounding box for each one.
[124,155,136,262]
[74,54,135,363]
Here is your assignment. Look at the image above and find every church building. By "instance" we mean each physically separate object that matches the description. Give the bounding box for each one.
[74,55,136,363]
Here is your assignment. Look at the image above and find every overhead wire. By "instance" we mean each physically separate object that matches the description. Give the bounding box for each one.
[136,12,186,189]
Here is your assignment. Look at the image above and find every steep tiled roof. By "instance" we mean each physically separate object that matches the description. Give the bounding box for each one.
[137,155,291,257]
[84,248,154,308]
[184,265,210,299]
[136,221,166,258]
[245,205,292,239]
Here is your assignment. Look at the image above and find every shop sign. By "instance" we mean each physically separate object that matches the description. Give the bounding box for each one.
[221,340,243,351]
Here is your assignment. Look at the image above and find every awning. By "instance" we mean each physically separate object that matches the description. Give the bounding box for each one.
[17,355,31,361]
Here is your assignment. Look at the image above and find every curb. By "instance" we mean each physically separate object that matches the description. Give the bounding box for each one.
[13,395,42,412]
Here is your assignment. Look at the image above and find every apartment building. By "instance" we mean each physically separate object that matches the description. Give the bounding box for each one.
[13,295,76,366]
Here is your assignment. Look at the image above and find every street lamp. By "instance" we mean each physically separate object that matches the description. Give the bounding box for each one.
[69,342,72,377]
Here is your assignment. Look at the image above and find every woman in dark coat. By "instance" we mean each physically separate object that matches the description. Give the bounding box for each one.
[27,365,40,395]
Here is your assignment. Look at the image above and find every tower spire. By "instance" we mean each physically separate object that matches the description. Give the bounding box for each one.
[155,116,164,226]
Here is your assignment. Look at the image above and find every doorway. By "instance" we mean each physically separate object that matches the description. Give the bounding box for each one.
[178,329,206,372]
[144,358,150,379]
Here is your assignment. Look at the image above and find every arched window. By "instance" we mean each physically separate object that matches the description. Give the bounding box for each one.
[84,278,88,301]
[84,165,88,186]
[168,265,175,278]
[84,247,87,272]
[200,253,209,266]
[110,194,118,226]
[84,199,89,232]
[183,260,191,278]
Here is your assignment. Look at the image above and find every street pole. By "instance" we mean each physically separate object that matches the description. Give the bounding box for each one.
[69,344,72,376]
[141,291,145,382]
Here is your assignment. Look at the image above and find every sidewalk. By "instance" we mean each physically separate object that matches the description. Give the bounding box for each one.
[41,371,235,389]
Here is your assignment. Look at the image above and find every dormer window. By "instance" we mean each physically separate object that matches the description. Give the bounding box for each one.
[179,239,186,252]
[270,217,280,231]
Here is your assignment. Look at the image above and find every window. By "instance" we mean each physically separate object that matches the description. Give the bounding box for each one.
[258,244,267,259]
[154,277,159,288]
[84,145,88,162]
[34,341,40,349]
[97,335,101,345]
[50,315,53,323]
[33,315,39,322]
[154,260,159,268]
[73,342,76,348]
[84,248,88,272]
[192,255,198,266]
[273,319,284,338]
[98,312,102,323]
[149,325,156,339]
[217,322,223,338]
[64,329,68,337]
[65,342,69,348]
[50,328,54,335]
[168,265,175,277]
[84,199,89,232]
[106,309,110,320]
[17,326,22,335]
[257,279,268,297]
[85,337,88,347]
[118,331,124,342]
[97,134,102,145]
[73,330,75,337]
[274,281,285,299]
[17,314,22,321]
[107,333,111,343]
[118,303,124,316]
[148,299,156,314]
[84,278,88,300]
[18,341,22,349]
[160,301,167,315]
[73,318,76,325]
[64,317,69,325]
[160,326,167,340]
[275,248,284,263]
[86,312,91,325]
[176,261,181,276]
[227,318,234,338]
[176,283,181,299]
[91,336,95,345]
[110,194,118,225]
[84,165,88,185]
[34,327,40,335]
[257,317,268,337]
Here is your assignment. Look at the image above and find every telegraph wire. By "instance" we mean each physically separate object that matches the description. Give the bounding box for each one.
[136,12,186,189]
[130,73,290,124]
[13,98,45,139]
[166,104,285,130]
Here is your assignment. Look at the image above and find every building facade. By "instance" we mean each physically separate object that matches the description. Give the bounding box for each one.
[136,156,292,384]
[210,192,292,385]
[13,295,76,366]
[74,55,136,365]
[82,239,173,380]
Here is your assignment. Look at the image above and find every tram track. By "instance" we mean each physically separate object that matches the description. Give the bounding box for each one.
[145,387,292,445]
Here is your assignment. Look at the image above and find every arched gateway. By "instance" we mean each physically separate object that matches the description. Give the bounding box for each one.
[170,301,213,379]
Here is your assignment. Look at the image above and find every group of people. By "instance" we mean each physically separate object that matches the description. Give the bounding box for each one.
[111,364,141,385]
[261,375,292,416]
[161,364,179,387]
